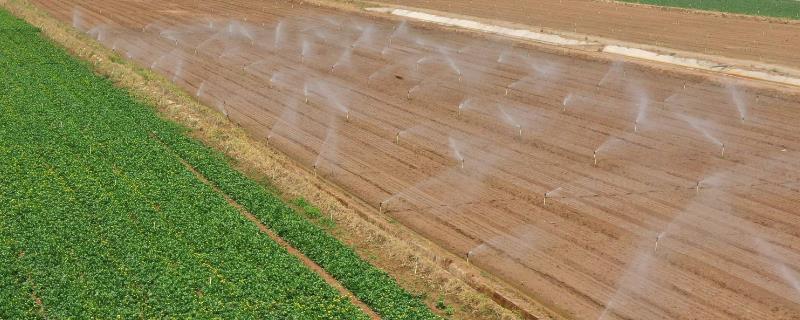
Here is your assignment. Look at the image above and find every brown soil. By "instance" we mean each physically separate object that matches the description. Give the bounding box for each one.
[26,0,800,319]
[375,0,800,71]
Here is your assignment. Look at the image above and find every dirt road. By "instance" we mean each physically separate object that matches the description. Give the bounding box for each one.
[31,0,800,319]
[377,0,800,70]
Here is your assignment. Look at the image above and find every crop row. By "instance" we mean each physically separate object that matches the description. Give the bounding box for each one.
[0,9,368,319]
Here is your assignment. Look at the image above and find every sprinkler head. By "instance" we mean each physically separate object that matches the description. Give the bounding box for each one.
[395,131,400,144]
[379,201,383,213]
[517,125,522,137]
[634,121,639,132]
[593,150,598,165]
[543,193,547,205]
[505,87,509,96]
[460,158,465,169]
[695,181,701,193]
[720,144,726,157]
[345,111,350,122]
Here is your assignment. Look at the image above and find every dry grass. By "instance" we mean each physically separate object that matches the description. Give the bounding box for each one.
[0,0,553,319]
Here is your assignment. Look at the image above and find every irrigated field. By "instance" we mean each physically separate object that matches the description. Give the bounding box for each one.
[26,0,800,319]
[0,7,437,319]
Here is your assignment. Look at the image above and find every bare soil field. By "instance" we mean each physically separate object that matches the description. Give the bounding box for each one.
[31,0,800,319]
[377,0,800,69]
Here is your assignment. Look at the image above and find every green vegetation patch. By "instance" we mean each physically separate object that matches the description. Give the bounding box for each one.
[0,6,440,319]
[618,0,800,19]
[0,9,368,319]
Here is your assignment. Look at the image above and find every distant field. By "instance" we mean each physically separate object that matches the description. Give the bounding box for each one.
[618,0,800,19]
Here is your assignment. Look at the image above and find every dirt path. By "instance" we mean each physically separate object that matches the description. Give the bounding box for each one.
[29,0,800,319]
[375,0,800,70]
[165,142,382,320]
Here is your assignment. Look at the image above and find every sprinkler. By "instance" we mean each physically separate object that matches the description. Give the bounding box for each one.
[379,201,384,213]
[654,233,663,252]
[695,181,701,194]
[395,131,400,144]
[720,144,726,157]
[543,192,547,205]
[313,164,317,177]
[466,250,473,263]
[345,111,350,122]
[266,135,272,145]
[505,87,509,96]
[460,158,465,169]
[634,121,639,133]
[516,124,522,137]
[593,150,598,165]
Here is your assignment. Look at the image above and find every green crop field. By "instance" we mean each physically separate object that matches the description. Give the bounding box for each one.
[0,8,438,319]
[618,0,800,19]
